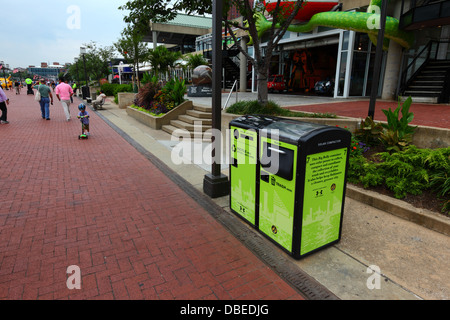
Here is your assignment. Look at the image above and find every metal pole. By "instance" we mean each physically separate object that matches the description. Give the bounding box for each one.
[368,0,388,119]
[82,54,90,98]
[203,0,230,198]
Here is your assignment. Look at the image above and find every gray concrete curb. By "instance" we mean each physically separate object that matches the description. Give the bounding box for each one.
[346,184,450,236]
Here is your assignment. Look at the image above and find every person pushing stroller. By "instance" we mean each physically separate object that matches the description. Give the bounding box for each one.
[77,103,90,139]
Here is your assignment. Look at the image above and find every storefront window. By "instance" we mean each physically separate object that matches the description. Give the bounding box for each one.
[337,51,347,96]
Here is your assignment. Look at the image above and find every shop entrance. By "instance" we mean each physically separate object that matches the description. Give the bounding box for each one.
[336,31,386,98]
[279,44,338,93]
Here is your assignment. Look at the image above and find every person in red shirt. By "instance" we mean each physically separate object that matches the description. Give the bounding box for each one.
[55,77,74,121]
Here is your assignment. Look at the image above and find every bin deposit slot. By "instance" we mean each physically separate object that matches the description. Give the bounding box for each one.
[261,142,294,181]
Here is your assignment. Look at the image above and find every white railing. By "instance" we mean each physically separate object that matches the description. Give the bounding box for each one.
[223,80,239,110]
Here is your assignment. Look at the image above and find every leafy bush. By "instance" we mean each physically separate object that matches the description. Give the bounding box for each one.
[100,83,133,96]
[141,73,158,85]
[161,78,186,106]
[132,77,186,115]
[134,81,162,110]
[347,145,450,214]
[226,100,337,118]
[355,116,383,146]
[380,97,418,152]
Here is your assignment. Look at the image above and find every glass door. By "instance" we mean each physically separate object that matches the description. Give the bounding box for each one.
[334,30,354,97]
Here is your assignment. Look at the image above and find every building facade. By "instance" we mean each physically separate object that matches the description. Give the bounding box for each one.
[195,0,450,102]
[28,63,68,81]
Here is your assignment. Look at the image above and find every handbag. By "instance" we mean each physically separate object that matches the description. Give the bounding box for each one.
[35,85,41,102]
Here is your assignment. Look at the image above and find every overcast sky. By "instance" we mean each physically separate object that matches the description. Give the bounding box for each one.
[1,0,131,68]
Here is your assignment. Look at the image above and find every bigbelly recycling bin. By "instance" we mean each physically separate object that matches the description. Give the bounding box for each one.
[229,115,276,227]
[258,118,351,259]
[229,115,351,259]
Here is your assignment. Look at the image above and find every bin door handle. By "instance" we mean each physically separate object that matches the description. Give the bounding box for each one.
[268,146,286,154]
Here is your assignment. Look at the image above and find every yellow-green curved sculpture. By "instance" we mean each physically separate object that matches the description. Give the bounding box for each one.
[250,0,414,50]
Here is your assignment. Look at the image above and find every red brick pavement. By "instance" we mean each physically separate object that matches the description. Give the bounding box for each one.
[287,100,450,129]
[0,90,304,300]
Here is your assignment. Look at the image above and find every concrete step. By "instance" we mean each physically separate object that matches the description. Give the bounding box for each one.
[170,119,212,132]
[400,96,438,103]
[186,109,212,119]
[404,90,441,95]
[162,124,212,141]
[193,104,212,113]
[178,114,212,125]
[408,85,443,90]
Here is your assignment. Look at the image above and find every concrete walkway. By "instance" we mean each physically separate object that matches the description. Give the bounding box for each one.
[101,93,449,300]
[0,90,448,300]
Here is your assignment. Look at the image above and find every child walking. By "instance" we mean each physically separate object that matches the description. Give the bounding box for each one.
[77,103,90,136]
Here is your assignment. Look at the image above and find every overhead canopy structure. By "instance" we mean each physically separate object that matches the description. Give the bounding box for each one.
[143,13,212,53]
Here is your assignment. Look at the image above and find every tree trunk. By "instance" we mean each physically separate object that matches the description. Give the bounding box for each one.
[256,67,269,106]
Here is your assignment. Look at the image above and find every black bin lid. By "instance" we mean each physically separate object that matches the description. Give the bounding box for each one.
[229,115,277,130]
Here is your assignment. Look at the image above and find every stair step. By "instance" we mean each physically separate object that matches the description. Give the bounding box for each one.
[416,75,445,78]
[170,119,212,132]
[427,60,450,65]
[162,125,212,141]
[421,70,448,74]
[193,104,212,113]
[412,80,445,84]
[401,96,438,103]
[178,114,212,125]
[409,85,443,89]
[404,91,442,96]
[186,109,212,119]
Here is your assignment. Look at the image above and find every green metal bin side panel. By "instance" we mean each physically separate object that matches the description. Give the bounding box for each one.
[300,148,348,255]
[230,126,258,225]
[258,138,297,253]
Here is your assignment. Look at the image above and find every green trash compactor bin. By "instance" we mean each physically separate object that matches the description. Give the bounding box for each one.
[230,115,351,259]
[229,115,276,227]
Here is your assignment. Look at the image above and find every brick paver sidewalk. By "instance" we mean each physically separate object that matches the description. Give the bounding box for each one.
[0,90,304,300]
[287,100,450,129]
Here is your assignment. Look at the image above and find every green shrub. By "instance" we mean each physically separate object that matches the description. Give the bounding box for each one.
[347,145,450,214]
[380,97,418,152]
[100,83,116,96]
[226,100,337,118]
[100,83,133,96]
[113,84,133,96]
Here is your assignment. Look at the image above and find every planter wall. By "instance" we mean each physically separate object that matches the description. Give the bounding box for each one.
[221,112,449,149]
[118,92,137,109]
[126,100,193,130]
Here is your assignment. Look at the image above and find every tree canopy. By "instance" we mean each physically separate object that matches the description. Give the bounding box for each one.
[119,0,305,104]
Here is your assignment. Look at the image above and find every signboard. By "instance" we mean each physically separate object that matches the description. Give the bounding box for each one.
[300,147,347,255]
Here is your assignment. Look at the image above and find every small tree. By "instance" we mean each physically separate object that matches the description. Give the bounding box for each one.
[147,46,182,80]
[119,0,304,106]
[185,53,209,69]
[114,25,152,89]
[68,41,115,85]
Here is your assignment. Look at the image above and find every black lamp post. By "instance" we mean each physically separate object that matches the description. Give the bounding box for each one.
[74,57,80,96]
[80,47,90,99]
[368,0,388,119]
[203,0,230,198]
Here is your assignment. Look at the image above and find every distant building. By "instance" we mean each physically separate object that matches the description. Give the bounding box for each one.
[28,62,67,81]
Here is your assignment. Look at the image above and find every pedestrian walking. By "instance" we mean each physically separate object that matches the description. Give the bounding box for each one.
[0,86,10,124]
[14,80,21,94]
[55,77,73,121]
[35,79,53,120]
